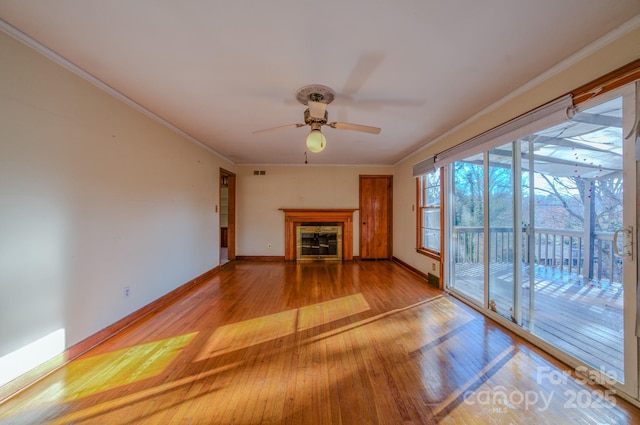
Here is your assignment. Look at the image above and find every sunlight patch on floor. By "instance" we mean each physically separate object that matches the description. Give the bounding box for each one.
[195,309,298,361]
[195,293,371,361]
[297,293,370,331]
[59,332,197,402]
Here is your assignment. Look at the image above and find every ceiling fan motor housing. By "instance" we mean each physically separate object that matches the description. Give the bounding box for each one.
[252,83,380,136]
[304,108,328,125]
[296,84,335,106]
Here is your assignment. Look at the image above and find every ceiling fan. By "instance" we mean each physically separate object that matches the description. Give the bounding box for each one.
[253,84,381,153]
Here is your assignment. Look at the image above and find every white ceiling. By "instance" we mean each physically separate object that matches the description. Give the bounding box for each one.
[1,1,638,166]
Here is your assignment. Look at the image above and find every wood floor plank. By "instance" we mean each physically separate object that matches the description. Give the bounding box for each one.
[1,260,640,424]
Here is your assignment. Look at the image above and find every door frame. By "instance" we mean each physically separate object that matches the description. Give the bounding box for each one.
[220,168,236,262]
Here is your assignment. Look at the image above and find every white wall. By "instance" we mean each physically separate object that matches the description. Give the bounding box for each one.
[0,31,234,380]
[391,23,640,280]
[235,165,393,257]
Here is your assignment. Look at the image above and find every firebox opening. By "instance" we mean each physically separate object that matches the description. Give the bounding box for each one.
[296,223,343,261]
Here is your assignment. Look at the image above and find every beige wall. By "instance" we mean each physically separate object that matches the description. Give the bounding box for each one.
[0,31,234,379]
[235,165,393,257]
[391,24,640,279]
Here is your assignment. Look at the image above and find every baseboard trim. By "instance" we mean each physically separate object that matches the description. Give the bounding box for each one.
[236,256,285,261]
[234,256,361,262]
[391,256,428,280]
[0,266,219,404]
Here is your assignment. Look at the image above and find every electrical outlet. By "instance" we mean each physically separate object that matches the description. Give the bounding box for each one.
[432,263,436,271]
[124,287,130,298]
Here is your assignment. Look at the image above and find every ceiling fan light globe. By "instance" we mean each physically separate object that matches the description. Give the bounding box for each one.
[306,129,326,153]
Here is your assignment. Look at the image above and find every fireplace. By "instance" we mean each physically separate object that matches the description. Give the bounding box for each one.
[296,224,342,261]
[280,209,356,261]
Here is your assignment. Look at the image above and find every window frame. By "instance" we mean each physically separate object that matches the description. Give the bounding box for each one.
[416,167,443,260]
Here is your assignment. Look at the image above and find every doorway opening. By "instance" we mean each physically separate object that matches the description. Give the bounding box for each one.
[220,168,236,266]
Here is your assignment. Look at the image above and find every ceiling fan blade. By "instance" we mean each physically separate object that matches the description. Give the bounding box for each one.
[342,52,386,97]
[308,101,327,119]
[328,122,381,134]
[252,123,305,134]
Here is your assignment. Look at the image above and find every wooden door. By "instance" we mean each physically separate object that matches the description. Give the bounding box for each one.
[359,175,392,259]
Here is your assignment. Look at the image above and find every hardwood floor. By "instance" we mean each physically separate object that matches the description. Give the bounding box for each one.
[1,260,639,424]
[452,262,625,378]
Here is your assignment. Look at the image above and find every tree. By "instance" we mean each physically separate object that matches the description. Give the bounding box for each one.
[453,161,483,227]
[527,172,623,231]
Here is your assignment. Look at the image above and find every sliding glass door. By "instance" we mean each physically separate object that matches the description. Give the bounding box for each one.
[524,94,630,385]
[487,145,517,322]
[449,159,485,304]
[446,84,638,397]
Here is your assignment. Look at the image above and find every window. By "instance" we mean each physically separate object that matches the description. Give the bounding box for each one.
[417,168,442,258]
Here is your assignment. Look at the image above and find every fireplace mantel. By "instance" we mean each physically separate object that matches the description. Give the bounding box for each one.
[280,208,357,261]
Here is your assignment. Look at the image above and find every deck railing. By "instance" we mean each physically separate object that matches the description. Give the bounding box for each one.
[452,226,621,284]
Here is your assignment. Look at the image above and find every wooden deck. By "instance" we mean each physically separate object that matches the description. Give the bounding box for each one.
[1,260,638,424]
[450,262,624,379]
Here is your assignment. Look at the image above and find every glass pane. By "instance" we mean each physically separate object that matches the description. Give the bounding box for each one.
[426,186,441,206]
[424,171,440,187]
[450,159,484,304]
[423,229,440,251]
[422,172,441,206]
[488,144,515,321]
[521,96,625,382]
[422,209,440,228]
